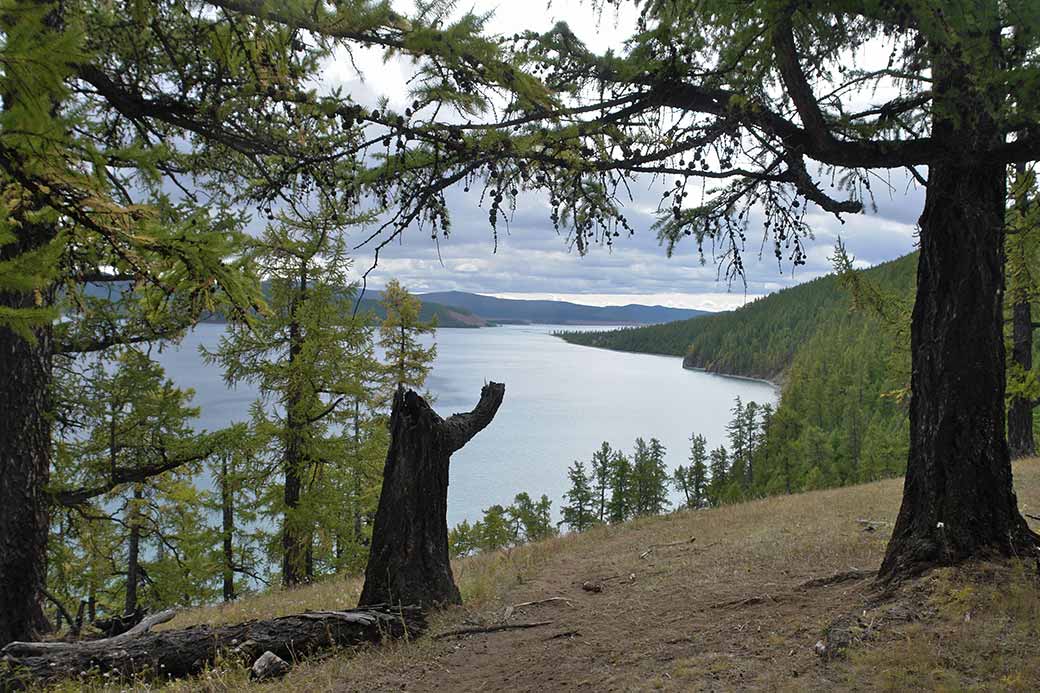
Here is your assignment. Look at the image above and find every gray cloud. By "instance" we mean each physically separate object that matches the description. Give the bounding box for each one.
[332,2,923,309]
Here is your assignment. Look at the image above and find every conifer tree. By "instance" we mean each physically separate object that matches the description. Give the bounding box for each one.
[448,520,479,559]
[49,347,214,617]
[508,492,556,543]
[0,0,535,642]
[204,425,267,602]
[590,442,613,522]
[631,438,671,516]
[206,211,375,586]
[706,446,729,507]
[477,505,513,551]
[562,460,596,532]
[1006,165,1040,458]
[675,434,709,509]
[606,451,633,524]
[380,279,437,394]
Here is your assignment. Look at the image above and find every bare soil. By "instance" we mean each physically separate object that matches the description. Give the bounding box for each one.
[304,459,1040,692]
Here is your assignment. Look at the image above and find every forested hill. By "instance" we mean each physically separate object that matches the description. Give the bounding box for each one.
[418,291,709,325]
[558,253,918,383]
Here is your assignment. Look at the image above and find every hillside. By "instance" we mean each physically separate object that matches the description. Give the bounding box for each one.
[560,254,918,496]
[83,283,490,329]
[355,295,488,328]
[558,254,917,382]
[419,291,709,326]
[92,459,1040,692]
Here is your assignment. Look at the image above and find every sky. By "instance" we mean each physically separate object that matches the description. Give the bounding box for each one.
[322,1,923,311]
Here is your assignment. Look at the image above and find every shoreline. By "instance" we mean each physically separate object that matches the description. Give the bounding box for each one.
[681,363,781,392]
[553,333,782,392]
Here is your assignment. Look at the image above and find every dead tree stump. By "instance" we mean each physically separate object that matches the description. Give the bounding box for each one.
[359,382,505,608]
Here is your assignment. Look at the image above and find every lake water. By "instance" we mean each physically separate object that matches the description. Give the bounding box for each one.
[155,323,777,527]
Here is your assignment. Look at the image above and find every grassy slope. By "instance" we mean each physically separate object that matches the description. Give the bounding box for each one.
[65,459,1040,692]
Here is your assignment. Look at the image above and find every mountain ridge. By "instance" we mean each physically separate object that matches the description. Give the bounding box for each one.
[418,290,710,325]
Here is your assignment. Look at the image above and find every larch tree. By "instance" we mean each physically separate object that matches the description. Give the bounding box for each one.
[48,347,214,618]
[0,0,539,643]
[379,279,437,394]
[362,0,1040,580]
[205,210,376,586]
[562,459,596,532]
[590,441,614,522]
[606,449,633,523]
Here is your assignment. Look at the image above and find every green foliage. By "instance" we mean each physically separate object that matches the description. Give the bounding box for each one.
[475,504,513,552]
[561,254,917,382]
[380,278,437,395]
[630,438,671,516]
[49,347,216,614]
[674,433,708,509]
[607,450,634,523]
[507,492,556,543]
[566,254,918,503]
[561,460,597,532]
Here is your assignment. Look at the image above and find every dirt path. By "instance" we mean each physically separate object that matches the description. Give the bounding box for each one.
[334,482,903,692]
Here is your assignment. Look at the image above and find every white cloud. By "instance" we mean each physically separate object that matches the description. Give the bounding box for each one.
[329,1,924,307]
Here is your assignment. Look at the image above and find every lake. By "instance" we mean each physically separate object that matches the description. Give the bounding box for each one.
[155,323,777,527]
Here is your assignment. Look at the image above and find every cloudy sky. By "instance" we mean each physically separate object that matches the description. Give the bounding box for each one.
[324,2,922,311]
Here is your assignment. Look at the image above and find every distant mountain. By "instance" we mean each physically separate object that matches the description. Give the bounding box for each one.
[355,294,488,328]
[417,291,709,325]
[83,283,489,329]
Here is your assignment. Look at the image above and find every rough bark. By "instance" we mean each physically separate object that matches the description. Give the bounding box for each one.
[0,0,60,645]
[0,291,53,647]
[359,382,505,608]
[879,26,1040,579]
[0,606,424,689]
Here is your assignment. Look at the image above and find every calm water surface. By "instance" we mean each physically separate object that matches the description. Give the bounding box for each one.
[155,323,777,526]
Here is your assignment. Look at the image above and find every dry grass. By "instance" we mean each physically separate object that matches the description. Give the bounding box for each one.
[33,458,1040,692]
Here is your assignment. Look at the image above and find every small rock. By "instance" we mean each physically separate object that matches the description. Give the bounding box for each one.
[581,581,602,593]
[814,640,827,657]
[250,651,291,681]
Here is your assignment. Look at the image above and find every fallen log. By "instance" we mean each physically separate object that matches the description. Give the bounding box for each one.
[0,605,424,690]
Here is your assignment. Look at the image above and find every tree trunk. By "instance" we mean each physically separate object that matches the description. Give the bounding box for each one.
[221,454,235,602]
[879,36,1039,577]
[359,382,505,608]
[124,485,142,615]
[0,296,53,646]
[0,0,61,650]
[0,606,425,689]
[282,270,308,586]
[282,452,305,585]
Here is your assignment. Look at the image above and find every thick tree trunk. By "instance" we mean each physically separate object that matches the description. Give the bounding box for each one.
[359,382,505,608]
[0,606,425,689]
[0,295,53,646]
[879,152,1039,580]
